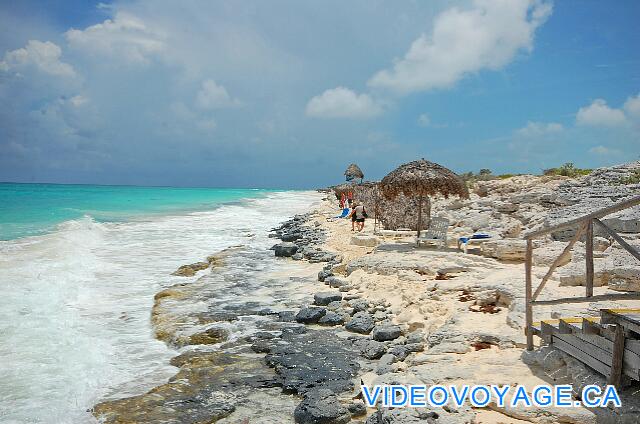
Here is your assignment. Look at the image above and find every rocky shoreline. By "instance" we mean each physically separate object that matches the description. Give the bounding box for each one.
[92,162,640,423]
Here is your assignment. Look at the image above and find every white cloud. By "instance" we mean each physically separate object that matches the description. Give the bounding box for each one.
[65,12,164,64]
[0,40,75,77]
[576,99,627,127]
[515,121,563,137]
[69,95,89,107]
[197,118,217,131]
[589,145,621,156]
[195,79,239,109]
[368,0,552,94]
[417,113,431,127]
[623,93,640,121]
[305,87,382,119]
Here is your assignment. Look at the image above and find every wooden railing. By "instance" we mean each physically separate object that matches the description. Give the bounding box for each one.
[524,195,640,350]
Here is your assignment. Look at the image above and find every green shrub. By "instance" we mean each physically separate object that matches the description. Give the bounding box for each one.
[543,163,592,178]
[618,170,640,185]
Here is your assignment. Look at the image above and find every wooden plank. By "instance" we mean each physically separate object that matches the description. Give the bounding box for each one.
[552,336,611,378]
[541,320,560,336]
[572,333,640,374]
[582,317,602,335]
[558,318,584,334]
[532,223,586,301]
[555,334,639,380]
[601,309,640,337]
[525,195,640,239]
[532,293,640,306]
[525,239,533,351]
[585,220,594,298]
[608,325,626,387]
[594,218,640,262]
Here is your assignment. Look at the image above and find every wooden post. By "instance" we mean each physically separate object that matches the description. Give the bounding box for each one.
[608,324,625,388]
[585,219,594,297]
[416,194,423,243]
[525,239,534,351]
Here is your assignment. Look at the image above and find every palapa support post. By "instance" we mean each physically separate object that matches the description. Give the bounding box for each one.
[608,324,625,388]
[525,239,533,351]
[416,194,423,243]
[585,219,594,298]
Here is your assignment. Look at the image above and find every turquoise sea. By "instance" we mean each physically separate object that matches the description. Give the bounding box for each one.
[0,183,322,423]
[0,182,274,240]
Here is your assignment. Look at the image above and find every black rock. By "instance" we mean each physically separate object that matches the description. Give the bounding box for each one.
[294,389,350,424]
[318,311,345,326]
[372,325,402,342]
[295,307,327,324]
[265,329,360,395]
[354,339,386,360]
[278,311,297,322]
[387,345,410,361]
[318,269,333,282]
[251,340,272,353]
[349,299,369,313]
[348,401,367,417]
[345,312,375,334]
[314,292,343,306]
[274,242,299,257]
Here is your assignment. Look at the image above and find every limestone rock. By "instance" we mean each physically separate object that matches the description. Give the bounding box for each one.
[350,234,380,247]
[171,261,209,276]
[482,240,527,261]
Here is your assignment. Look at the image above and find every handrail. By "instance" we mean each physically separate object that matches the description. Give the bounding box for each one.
[524,194,640,239]
[524,194,640,351]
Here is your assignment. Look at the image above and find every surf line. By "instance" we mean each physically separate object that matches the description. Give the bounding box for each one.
[361,384,622,409]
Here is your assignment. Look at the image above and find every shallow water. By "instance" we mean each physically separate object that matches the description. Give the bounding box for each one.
[0,190,322,423]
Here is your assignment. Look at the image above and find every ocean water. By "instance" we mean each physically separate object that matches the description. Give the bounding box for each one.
[0,183,323,423]
[0,183,276,241]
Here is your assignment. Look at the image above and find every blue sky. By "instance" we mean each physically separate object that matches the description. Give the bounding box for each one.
[1,0,638,188]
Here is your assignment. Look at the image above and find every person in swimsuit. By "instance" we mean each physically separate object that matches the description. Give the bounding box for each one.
[349,202,358,231]
[353,203,367,232]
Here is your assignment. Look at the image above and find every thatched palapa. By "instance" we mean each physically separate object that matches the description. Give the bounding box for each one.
[344,163,364,182]
[380,159,468,238]
[380,159,468,200]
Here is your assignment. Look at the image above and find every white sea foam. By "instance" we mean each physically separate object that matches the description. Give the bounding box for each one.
[0,190,322,423]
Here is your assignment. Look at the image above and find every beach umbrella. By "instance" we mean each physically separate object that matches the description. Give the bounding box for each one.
[344,163,364,182]
[380,158,468,238]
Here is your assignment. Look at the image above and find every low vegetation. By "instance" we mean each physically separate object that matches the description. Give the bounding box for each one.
[542,162,592,178]
[617,170,640,185]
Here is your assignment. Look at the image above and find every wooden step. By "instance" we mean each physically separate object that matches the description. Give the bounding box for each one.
[552,333,640,380]
[601,309,640,336]
[558,318,584,334]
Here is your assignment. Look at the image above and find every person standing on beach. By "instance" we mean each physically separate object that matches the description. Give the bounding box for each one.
[353,203,367,232]
[349,202,358,231]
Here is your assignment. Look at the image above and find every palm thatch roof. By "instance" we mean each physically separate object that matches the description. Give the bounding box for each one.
[331,182,357,199]
[380,159,469,200]
[344,163,364,181]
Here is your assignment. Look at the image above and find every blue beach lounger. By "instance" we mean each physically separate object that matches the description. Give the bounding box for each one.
[457,233,492,253]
